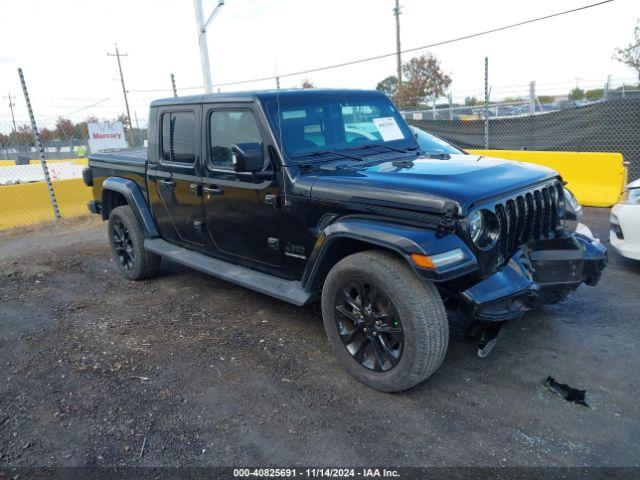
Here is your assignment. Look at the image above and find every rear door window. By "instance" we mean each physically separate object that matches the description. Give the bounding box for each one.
[161,111,196,164]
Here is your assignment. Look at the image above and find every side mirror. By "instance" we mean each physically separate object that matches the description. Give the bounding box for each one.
[231,143,264,173]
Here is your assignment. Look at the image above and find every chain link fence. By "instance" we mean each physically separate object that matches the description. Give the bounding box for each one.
[0,86,154,229]
[0,117,147,164]
[1,71,639,230]
[403,80,640,181]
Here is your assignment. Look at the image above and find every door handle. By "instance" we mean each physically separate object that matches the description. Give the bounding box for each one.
[203,186,224,197]
[159,179,176,188]
[190,183,202,196]
[264,194,280,208]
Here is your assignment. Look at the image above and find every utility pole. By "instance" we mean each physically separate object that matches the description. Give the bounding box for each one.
[5,92,17,135]
[193,0,225,93]
[107,44,133,139]
[393,0,402,86]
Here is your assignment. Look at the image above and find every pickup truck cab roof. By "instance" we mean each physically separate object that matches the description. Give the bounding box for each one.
[150,88,381,107]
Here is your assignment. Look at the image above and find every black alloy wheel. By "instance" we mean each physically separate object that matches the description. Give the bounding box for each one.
[111,218,135,270]
[334,280,404,372]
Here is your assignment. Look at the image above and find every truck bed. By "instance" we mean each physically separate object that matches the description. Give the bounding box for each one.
[87,148,149,209]
[89,148,147,167]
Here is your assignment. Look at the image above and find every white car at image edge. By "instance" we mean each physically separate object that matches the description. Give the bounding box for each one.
[610,178,640,261]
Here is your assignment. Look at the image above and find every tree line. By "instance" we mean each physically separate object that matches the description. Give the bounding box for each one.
[0,115,144,148]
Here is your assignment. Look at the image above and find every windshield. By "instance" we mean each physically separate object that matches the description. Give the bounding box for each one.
[264,94,417,160]
[409,126,464,155]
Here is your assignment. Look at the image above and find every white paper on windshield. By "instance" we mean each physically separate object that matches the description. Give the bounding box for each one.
[373,117,404,141]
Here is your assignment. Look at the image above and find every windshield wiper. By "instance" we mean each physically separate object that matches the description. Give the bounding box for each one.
[420,152,451,160]
[347,143,418,155]
[291,149,365,163]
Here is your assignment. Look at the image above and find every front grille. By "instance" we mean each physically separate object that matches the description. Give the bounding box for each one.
[493,182,562,263]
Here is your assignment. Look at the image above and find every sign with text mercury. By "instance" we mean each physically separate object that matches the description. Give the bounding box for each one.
[88,122,127,152]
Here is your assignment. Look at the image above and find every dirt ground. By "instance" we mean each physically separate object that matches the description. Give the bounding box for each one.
[0,209,639,468]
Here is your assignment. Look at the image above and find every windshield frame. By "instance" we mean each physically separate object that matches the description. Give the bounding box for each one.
[262,93,419,164]
[409,126,465,155]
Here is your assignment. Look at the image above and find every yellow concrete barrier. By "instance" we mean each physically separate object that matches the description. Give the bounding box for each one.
[467,150,626,207]
[29,157,89,166]
[0,178,92,230]
[0,158,88,166]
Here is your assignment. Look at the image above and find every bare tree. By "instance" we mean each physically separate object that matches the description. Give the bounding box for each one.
[301,79,315,89]
[55,118,75,140]
[613,19,640,84]
[39,128,55,144]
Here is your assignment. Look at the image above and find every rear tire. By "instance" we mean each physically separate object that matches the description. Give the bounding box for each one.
[321,250,449,392]
[108,205,161,280]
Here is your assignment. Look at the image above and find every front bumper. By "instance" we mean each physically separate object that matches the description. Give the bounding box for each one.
[610,204,640,261]
[459,233,607,321]
[610,234,640,261]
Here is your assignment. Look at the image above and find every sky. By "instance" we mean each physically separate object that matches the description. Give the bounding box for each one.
[0,0,638,128]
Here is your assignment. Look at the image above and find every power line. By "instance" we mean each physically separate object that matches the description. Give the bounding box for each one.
[126,0,614,94]
[211,0,614,88]
[60,96,114,117]
[129,85,204,93]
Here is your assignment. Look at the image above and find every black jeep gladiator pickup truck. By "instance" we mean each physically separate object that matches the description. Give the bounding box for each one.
[84,89,607,392]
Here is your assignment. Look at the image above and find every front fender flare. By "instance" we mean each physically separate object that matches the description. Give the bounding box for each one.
[102,177,158,237]
[302,216,477,290]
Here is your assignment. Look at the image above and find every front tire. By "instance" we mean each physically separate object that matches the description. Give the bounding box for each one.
[108,205,161,280]
[321,250,449,392]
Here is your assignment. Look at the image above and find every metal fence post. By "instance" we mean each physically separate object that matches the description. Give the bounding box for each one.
[171,73,178,97]
[484,57,489,149]
[529,81,536,116]
[18,67,60,220]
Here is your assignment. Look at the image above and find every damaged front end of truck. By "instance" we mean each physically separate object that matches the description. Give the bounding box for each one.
[439,181,607,354]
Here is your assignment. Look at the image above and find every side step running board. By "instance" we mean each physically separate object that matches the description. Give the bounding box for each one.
[144,238,314,306]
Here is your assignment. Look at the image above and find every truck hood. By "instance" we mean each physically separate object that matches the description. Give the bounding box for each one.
[309,154,559,215]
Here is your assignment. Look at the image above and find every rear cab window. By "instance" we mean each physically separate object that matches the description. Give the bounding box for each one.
[160,111,197,164]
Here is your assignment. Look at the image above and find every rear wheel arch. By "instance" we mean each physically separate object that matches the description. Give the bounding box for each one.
[101,189,127,220]
[100,177,158,237]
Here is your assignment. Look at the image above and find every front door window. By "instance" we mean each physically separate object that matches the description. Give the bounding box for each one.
[209,110,263,168]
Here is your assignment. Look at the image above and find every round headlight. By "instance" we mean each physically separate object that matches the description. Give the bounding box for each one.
[467,209,499,249]
[563,187,579,211]
[562,187,582,220]
[468,210,484,243]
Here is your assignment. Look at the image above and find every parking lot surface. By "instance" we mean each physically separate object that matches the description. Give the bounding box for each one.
[1,209,639,467]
